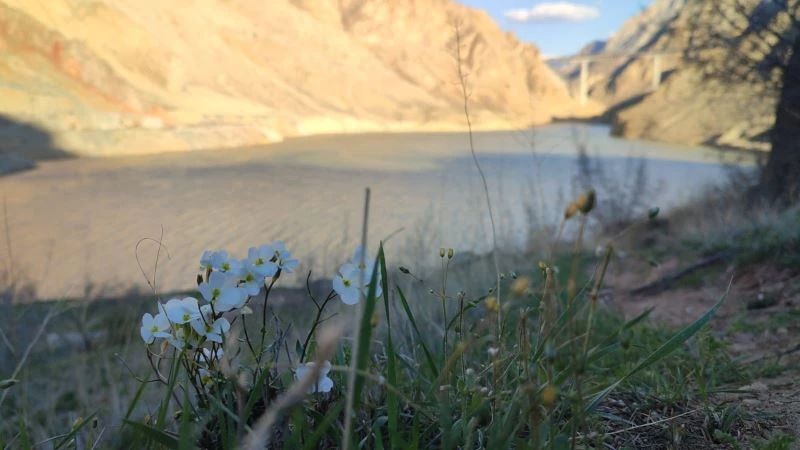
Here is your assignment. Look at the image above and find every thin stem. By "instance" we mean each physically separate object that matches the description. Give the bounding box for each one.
[300,291,335,363]
[454,22,503,341]
[441,257,448,359]
[257,274,280,369]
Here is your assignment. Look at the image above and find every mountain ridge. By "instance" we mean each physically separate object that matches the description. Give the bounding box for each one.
[0,0,600,161]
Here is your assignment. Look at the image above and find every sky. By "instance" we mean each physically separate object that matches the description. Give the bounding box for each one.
[458,1,654,58]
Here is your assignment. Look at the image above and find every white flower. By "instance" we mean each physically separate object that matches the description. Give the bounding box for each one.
[166,327,188,350]
[191,305,231,344]
[352,246,376,282]
[352,247,382,297]
[239,261,264,296]
[200,250,229,272]
[198,271,246,312]
[247,245,279,278]
[333,263,362,305]
[270,241,299,273]
[197,347,224,366]
[163,297,202,324]
[332,247,382,305]
[140,312,171,344]
[293,361,334,394]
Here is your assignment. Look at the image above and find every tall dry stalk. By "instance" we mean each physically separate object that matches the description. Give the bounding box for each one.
[453,22,503,339]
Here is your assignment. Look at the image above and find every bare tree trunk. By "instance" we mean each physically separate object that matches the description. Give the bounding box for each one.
[762,33,800,204]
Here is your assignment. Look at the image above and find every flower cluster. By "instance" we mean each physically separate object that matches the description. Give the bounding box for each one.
[140,241,298,351]
[140,241,382,398]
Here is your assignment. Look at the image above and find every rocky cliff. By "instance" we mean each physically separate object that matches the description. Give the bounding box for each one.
[564,0,777,151]
[0,0,591,159]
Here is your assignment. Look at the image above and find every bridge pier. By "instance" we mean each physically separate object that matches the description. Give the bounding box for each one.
[579,59,590,106]
[652,54,663,91]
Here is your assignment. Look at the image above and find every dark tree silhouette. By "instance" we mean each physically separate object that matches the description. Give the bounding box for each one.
[685,0,800,204]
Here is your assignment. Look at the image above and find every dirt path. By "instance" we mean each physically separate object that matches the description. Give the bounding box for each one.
[609,257,800,446]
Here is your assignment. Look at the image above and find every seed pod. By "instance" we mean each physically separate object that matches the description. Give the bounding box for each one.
[439,248,446,258]
[648,207,660,219]
[576,188,596,214]
[0,379,19,390]
[447,248,454,259]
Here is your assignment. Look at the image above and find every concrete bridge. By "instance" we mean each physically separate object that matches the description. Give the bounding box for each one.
[546,51,684,105]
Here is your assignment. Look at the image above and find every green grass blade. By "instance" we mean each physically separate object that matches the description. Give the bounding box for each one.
[395,286,439,377]
[178,387,193,450]
[378,246,400,449]
[55,412,98,449]
[351,251,383,412]
[242,365,272,426]
[18,414,31,450]
[121,379,149,431]
[445,299,482,332]
[302,403,345,450]
[157,350,184,429]
[122,420,180,448]
[584,287,728,414]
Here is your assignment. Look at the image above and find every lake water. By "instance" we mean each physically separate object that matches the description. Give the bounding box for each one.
[0,123,756,300]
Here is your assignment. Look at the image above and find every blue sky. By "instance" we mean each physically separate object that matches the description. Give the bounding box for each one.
[458,1,654,58]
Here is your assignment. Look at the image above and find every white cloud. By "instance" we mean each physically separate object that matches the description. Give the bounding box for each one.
[504,2,600,24]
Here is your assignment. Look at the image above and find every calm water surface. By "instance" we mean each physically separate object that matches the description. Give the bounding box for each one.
[0,124,755,299]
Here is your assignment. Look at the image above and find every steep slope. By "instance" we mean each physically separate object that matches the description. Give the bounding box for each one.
[608,0,778,151]
[0,0,586,159]
[557,0,687,107]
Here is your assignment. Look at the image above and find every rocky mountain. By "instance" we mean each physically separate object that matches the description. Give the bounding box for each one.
[561,0,776,151]
[0,0,595,160]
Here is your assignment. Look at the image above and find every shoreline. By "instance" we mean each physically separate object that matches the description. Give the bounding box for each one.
[0,117,766,177]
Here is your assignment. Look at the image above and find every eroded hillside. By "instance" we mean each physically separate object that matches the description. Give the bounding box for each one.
[0,0,592,159]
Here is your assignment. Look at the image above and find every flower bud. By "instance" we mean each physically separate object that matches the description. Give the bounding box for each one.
[510,276,531,296]
[447,248,454,259]
[439,248,446,258]
[485,296,498,313]
[648,207,660,220]
[564,201,579,220]
[541,384,558,408]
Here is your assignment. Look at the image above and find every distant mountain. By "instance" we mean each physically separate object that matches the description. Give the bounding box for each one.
[563,0,775,151]
[0,0,596,159]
